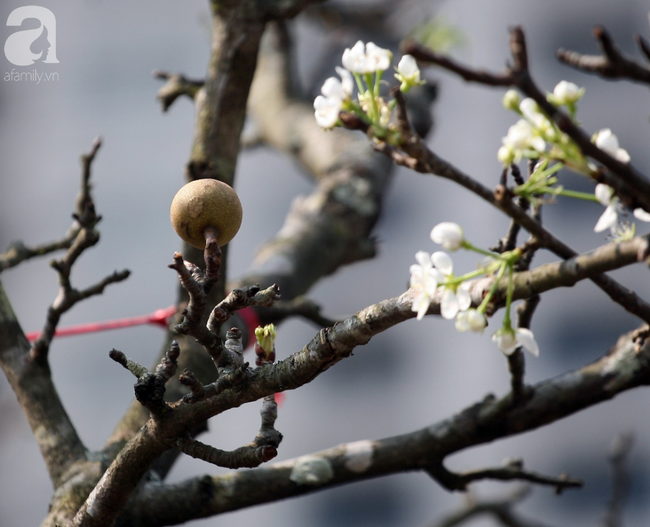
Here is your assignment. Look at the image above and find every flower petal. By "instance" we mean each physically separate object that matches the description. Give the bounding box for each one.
[313,95,342,128]
[432,251,453,275]
[594,204,618,233]
[426,268,441,294]
[529,136,547,152]
[455,311,470,332]
[321,77,346,100]
[519,98,546,129]
[553,80,583,104]
[466,309,487,332]
[412,293,431,320]
[440,289,459,320]
[595,128,619,156]
[415,250,432,268]
[615,148,630,164]
[335,67,354,98]
[493,330,518,355]
[456,284,471,312]
[633,208,650,222]
[595,184,613,206]
[516,328,539,357]
[431,222,464,251]
[365,42,391,72]
[397,54,418,76]
[342,41,366,72]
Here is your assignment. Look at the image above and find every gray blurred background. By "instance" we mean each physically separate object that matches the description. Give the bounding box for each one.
[1,1,650,526]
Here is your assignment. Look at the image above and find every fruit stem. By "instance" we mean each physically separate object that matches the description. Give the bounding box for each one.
[203,225,222,283]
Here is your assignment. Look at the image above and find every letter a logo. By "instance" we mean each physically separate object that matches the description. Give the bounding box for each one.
[5,6,59,66]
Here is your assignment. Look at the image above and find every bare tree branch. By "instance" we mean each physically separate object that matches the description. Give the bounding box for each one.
[0,279,87,488]
[0,138,129,490]
[33,232,650,526]
[0,137,101,272]
[557,26,650,85]
[126,321,650,525]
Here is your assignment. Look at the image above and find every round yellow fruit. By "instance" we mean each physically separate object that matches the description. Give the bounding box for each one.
[170,179,242,249]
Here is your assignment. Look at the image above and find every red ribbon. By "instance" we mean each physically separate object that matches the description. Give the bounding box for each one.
[26,305,260,349]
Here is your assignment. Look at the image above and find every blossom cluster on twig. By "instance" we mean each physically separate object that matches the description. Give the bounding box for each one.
[313,40,424,135]
[497,81,650,239]
[409,222,539,358]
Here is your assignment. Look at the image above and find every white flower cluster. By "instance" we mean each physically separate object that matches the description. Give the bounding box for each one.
[497,81,592,167]
[313,41,424,130]
[498,95,554,165]
[342,41,391,73]
[409,222,539,358]
[498,82,648,241]
[409,248,471,321]
[410,223,472,321]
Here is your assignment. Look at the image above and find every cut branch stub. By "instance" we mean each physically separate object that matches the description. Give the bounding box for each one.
[110,341,180,415]
[170,179,243,249]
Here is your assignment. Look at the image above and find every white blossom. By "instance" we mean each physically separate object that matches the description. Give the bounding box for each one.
[342,41,366,72]
[502,119,546,154]
[594,129,630,163]
[396,54,419,77]
[519,98,547,130]
[409,251,441,320]
[342,41,391,74]
[594,203,619,233]
[492,327,539,357]
[395,54,424,91]
[439,282,471,321]
[594,184,650,233]
[552,80,584,105]
[313,95,342,129]
[595,183,614,206]
[497,145,515,165]
[593,184,620,233]
[430,222,464,251]
[321,72,352,101]
[502,90,520,111]
[313,68,354,129]
[365,42,391,72]
[432,251,453,275]
[456,309,487,333]
[428,251,469,320]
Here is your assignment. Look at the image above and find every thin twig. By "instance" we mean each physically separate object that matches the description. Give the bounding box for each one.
[153,70,204,112]
[0,137,102,272]
[169,243,222,359]
[207,284,280,332]
[428,486,560,527]
[602,432,635,527]
[427,459,581,493]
